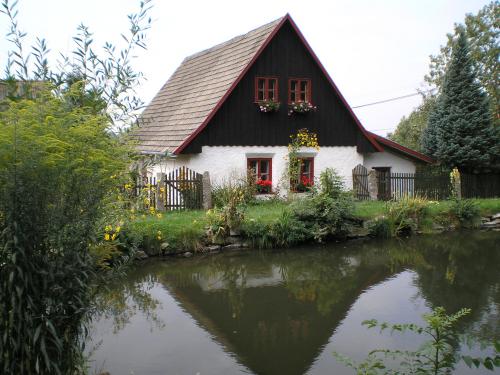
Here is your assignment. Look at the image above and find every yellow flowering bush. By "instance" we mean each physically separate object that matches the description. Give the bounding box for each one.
[287,128,320,190]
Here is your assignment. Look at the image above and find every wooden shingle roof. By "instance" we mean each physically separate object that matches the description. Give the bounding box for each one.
[134,16,285,154]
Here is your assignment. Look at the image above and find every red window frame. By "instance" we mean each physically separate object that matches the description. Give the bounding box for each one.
[247,157,273,182]
[288,78,312,104]
[290,157,314,191]
[255,77,279,102]
[299,157,314,182]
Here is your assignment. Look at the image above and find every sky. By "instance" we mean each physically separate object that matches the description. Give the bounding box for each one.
[0,0,491,136]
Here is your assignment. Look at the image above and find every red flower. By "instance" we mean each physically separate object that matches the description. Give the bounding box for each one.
[257,179,272,187]
[300,176,312,186]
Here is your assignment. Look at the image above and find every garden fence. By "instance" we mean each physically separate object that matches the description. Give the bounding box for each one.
[352,166,500,201]
[133,167,204,211]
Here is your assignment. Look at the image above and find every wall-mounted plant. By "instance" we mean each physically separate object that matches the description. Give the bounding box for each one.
[288,101,317,115]
[257,100,280,113]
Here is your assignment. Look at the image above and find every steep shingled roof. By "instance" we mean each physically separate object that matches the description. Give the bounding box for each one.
[134,17,285,154]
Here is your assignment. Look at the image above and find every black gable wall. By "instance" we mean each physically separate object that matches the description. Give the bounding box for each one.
[182,20,377,154]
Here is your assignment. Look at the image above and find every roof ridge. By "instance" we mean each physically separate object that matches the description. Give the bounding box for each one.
[182,16,285,62]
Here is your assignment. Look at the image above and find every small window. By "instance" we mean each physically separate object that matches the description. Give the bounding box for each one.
[291,157,314,192]
[288,78,311,104]
[255,77,278,102]
[247,158,273,194]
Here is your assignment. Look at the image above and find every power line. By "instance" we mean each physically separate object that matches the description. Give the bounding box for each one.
[352,89,435,109]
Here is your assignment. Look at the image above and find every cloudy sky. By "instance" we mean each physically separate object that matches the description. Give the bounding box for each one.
[0,0,490,136]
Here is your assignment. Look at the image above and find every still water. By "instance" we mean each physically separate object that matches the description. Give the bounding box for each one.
[89,231,500,375]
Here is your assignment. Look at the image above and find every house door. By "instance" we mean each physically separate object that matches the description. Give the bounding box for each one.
[374,167,391,200]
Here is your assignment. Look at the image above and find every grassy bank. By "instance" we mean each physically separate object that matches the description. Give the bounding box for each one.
[123,198,500,255]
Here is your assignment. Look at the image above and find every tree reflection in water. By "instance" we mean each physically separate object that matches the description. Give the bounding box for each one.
[89,231,500,375]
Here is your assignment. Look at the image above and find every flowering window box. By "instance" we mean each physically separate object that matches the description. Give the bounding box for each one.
[288,101,317,115]
[257,100,280,113]
[256,179,272,194]
[292,176,313,192]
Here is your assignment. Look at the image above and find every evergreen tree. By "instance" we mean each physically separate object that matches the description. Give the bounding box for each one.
[422,30,499,172]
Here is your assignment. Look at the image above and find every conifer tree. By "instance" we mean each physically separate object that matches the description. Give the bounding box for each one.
[422,30,499,172]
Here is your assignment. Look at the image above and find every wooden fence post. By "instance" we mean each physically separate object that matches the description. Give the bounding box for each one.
[202,172,212,209]
[156,173,165,211]
[368,170,379,200]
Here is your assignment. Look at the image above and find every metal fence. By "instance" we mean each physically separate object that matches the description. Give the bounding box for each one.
[352,165,500,201]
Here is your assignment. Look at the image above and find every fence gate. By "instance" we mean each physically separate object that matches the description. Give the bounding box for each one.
[352,164,370,200]
[162,167,203,210]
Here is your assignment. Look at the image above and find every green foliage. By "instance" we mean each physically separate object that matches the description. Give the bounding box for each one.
[212,175,256,208]
[124,212,206,254]
[0,92,130,374]
[389,96,436,152]
[318,168,345,199]
[242,210,308,249]
[449,198,480,228]
[386,196,430,236]
[368,217,393,238]
[290,191,355,243]
[334,307,476,374]
[422,31,499,171]
[1,0,153,125]
[424,2,499,122]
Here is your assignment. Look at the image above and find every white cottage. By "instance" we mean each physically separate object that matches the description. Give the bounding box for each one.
[134,14,432,194]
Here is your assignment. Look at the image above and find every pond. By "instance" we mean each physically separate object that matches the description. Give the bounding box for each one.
[88,231,500,375]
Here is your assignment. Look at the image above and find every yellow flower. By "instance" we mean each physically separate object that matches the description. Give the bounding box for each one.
[104,233,110,241]
[115,226,121,233]
[105,225,112,232]
[111,233,117,241]
[157,213,163,219]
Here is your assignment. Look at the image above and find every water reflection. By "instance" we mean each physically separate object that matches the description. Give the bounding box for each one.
[89,231,500,375]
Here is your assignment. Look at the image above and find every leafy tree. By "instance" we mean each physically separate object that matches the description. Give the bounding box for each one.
[0,89,130,374]
[425,1,499,122]
[0,0,153,373]
[422,31,499,172]
[389,96,436,152]
[1,0,152,125]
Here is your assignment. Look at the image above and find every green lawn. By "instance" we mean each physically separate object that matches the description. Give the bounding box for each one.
[125,198,500,254]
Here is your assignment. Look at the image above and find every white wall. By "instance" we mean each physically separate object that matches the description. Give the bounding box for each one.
[149,145,363,190]
[363,150,417,173]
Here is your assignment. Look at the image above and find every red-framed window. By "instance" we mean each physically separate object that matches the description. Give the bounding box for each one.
[288,78,311,104]
[291,157,314,191]
[255,77,279,102]
[247,158,272,181]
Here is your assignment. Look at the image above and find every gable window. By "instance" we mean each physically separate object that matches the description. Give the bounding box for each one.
[291,157,314,192]
[255,77,278,102]
[247,158,272,193]
[288,78,311,103]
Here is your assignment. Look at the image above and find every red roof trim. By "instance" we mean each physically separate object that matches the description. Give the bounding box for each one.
[368,132,434,163]
[284,15,383,152]
[174,14,382,154]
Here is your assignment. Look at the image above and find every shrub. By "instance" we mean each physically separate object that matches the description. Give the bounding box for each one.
[212,174,256,207]
[449,198,480,227]
[368,217,393,238]
[386,196,430,236]
[241,210,308,249]
[270,211,309,247]
[318,168,345,199]
[241,219,274,249]
[290,192,355,242]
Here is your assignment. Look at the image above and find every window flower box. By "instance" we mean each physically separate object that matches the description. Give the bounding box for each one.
[257,100,280,113]
[288,101,317,115]
[256,179,272,194]
[293,176,313,192]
